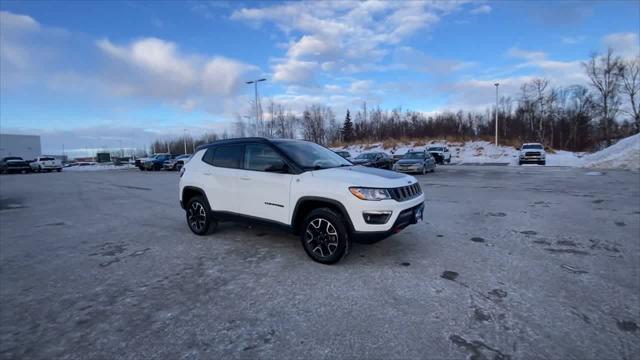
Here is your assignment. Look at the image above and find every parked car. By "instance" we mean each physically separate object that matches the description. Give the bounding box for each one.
[179,138,424,264]
[142,154,173,171]
[163,154,191,171]
[334,150,352,161]
[0,157,31,174]
[30,156,63,172]
[426,145,451,164]
[351,152,394,169]
[393,151,436,174]
[519,143,546,165]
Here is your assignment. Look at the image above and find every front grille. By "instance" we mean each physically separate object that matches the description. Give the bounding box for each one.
[525,152,541,157]
[389,183,422,202]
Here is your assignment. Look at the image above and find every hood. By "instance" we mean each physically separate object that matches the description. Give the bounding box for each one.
[311,165,415,188]
[396,159,423,165]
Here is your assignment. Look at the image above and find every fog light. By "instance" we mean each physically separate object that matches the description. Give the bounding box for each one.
[363,211,392,224]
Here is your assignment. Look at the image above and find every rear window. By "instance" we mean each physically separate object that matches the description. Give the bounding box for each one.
[40,157,55,161]
[204,145,243,169]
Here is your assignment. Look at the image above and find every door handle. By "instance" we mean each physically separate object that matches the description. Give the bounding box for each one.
[203,172,212,176]
[240,177,251,180]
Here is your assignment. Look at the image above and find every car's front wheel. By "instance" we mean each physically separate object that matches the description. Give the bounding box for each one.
[186,196,217,235]
[301,208,350,264]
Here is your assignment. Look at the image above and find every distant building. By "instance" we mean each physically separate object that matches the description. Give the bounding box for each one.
[0,134,41,160]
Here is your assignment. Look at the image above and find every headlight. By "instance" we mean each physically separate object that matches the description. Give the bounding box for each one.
[349,187,391,201]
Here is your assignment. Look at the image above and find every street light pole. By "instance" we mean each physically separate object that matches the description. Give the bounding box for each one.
[494,83,499,146]
[183,129,188,155]
[246,78,267,130]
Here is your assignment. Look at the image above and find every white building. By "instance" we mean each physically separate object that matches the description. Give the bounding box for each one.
[0,134,42,160]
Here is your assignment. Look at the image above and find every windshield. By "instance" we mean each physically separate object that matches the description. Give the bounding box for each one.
[522,144,543,150]
[4,157,22,161]
[403,152,424,159]
[427,147,444,152]
[273,140,351,170]
[355,153,376,159]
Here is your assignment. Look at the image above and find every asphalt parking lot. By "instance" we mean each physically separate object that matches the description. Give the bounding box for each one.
[1,166,639,359]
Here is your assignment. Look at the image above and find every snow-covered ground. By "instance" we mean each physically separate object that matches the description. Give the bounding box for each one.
[333,133,639,170]
[64,164,136,171]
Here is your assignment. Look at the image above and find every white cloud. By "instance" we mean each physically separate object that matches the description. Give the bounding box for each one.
[272,58,318,85]
[231,0,470,85]
[96,37,259,112]
[602,32,640,59]
[0,11,40,32]
[470,5,492,15]
[287,35,340,60]
[561,36,585,45]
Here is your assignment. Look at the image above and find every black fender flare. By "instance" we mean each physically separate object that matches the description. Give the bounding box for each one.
[181,186,210,210]
[291,196,355,234]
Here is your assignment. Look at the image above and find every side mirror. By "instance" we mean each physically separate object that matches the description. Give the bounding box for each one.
[265,160,289,173]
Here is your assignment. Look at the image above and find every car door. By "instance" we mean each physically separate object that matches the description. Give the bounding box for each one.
[200,145,244,213]
[374,153,383,168]
[237,143,293,224]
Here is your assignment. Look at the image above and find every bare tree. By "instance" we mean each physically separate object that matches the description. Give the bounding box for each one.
[583,48,624,145]
[621,57,640,132]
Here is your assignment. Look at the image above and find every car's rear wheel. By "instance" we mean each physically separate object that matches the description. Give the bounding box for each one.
[186,196,217,235]
[300,208,349,264]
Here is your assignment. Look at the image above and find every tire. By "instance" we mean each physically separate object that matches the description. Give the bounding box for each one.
[154,164,161,171]
[421,165,427,175]
[186,196,217,235]
[56,168,62,172]
[540,161,546,166]
[300,208,350,264]
[518,161,523,166]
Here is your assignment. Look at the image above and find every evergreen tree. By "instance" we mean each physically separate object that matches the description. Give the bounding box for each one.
[342,109,353,142]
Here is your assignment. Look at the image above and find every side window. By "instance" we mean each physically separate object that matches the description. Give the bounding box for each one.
[203,145,243,168]
[244,144,285,171]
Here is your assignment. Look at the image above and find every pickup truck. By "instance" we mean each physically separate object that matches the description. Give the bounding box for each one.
[518,143,546,165]
[30,156,63,172]
[0,157,31,174]
[426,145,451,164]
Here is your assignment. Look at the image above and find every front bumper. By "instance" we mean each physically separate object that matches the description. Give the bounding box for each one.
[346,191,425,233]
[352,202,424,243]
[520,157,545,163]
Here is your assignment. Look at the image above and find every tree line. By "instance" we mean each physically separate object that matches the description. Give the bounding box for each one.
[153,49,638,154]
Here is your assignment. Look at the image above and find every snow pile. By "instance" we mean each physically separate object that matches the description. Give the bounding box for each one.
[65,164,136,171]
[582,133,640,171]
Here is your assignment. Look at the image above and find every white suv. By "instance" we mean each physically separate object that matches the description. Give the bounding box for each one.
[178,138,425,264]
